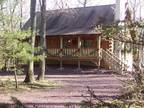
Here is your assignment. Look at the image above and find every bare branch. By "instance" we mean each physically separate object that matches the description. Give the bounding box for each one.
[77,0,89,7]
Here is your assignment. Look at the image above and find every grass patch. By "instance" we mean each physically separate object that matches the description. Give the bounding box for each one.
[22,80,58,89]
[0,77,59,93]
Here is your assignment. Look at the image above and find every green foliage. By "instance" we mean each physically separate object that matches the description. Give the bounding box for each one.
[0,30,42,71]
[0,0,35,70]
[0,0,6,4]
[0,30,33,88]
[0,30,30,64]
[102,25,123,38]
[101,20,144,44]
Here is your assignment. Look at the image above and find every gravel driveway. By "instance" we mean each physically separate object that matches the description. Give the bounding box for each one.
[0,67,130,108]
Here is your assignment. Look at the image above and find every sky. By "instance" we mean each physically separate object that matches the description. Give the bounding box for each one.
[23,0,115,10]
[22,0,115,21]
[22,0,144,22]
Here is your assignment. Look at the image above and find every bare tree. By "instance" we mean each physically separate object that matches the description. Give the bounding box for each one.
[124,0,144,71]
[24,0,36,83]
[37,0,46,81]
[78,0,88,7]
[54,0,69,9]
[128,0,143,21]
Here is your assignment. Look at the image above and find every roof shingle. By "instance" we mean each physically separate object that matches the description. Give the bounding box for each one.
[23,4,115,36]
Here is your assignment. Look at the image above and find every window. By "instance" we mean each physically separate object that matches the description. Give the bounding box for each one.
[81,40,93,48]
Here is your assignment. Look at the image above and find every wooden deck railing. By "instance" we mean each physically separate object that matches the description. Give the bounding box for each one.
[47,48,60,56]
[47,48,98,57]
[47,48,128,72]
[80,48,98,57]
[101,49,128,72]
[63,48,78,56]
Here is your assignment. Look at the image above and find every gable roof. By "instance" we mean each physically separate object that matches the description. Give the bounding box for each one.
[23,4,115,36]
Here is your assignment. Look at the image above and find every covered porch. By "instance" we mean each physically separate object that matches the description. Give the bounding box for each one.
[35,34,128,72]
[35,34,108,69]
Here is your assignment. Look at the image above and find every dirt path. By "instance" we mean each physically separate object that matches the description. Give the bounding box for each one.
[0,68,130,108]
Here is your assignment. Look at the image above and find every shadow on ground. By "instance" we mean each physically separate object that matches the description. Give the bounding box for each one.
[0,64,116,76]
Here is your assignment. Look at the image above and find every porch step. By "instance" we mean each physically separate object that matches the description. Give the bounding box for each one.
[101,49,128,74]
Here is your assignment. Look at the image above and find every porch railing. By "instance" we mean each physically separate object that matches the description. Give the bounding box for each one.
[101,49,128,72]
[47,48,98,57]
[47,48,128,72]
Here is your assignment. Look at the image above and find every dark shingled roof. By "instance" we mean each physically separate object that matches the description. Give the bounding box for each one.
[23,4,115,36]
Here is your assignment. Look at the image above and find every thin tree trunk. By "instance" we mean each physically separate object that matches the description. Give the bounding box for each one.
[20,0,23,29]
[78,0,88,7]
[83,0,87,7]
[14,69,18,89]
[37,0,46,81]
[24,0,36,83]
[13,59,18,89]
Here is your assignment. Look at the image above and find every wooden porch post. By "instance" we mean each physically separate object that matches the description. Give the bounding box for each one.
[97,35,101,69]
[60,36,63,70]
[78,36,81,70]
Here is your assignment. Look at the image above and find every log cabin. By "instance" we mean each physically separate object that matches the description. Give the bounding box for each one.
[23,4,128,72]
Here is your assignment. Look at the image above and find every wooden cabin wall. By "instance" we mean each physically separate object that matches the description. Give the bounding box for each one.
[35,36,60,48]
[46,37,60,48]
[35,35,112,50]
[101,39,110,50]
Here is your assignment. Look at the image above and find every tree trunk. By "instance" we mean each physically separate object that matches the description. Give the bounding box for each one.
[37,0,46,81]
[20,0,23,29]
[24,0,36,83]
[83,0,87,7]
[14,70,18,89]
[13,60,18,89]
